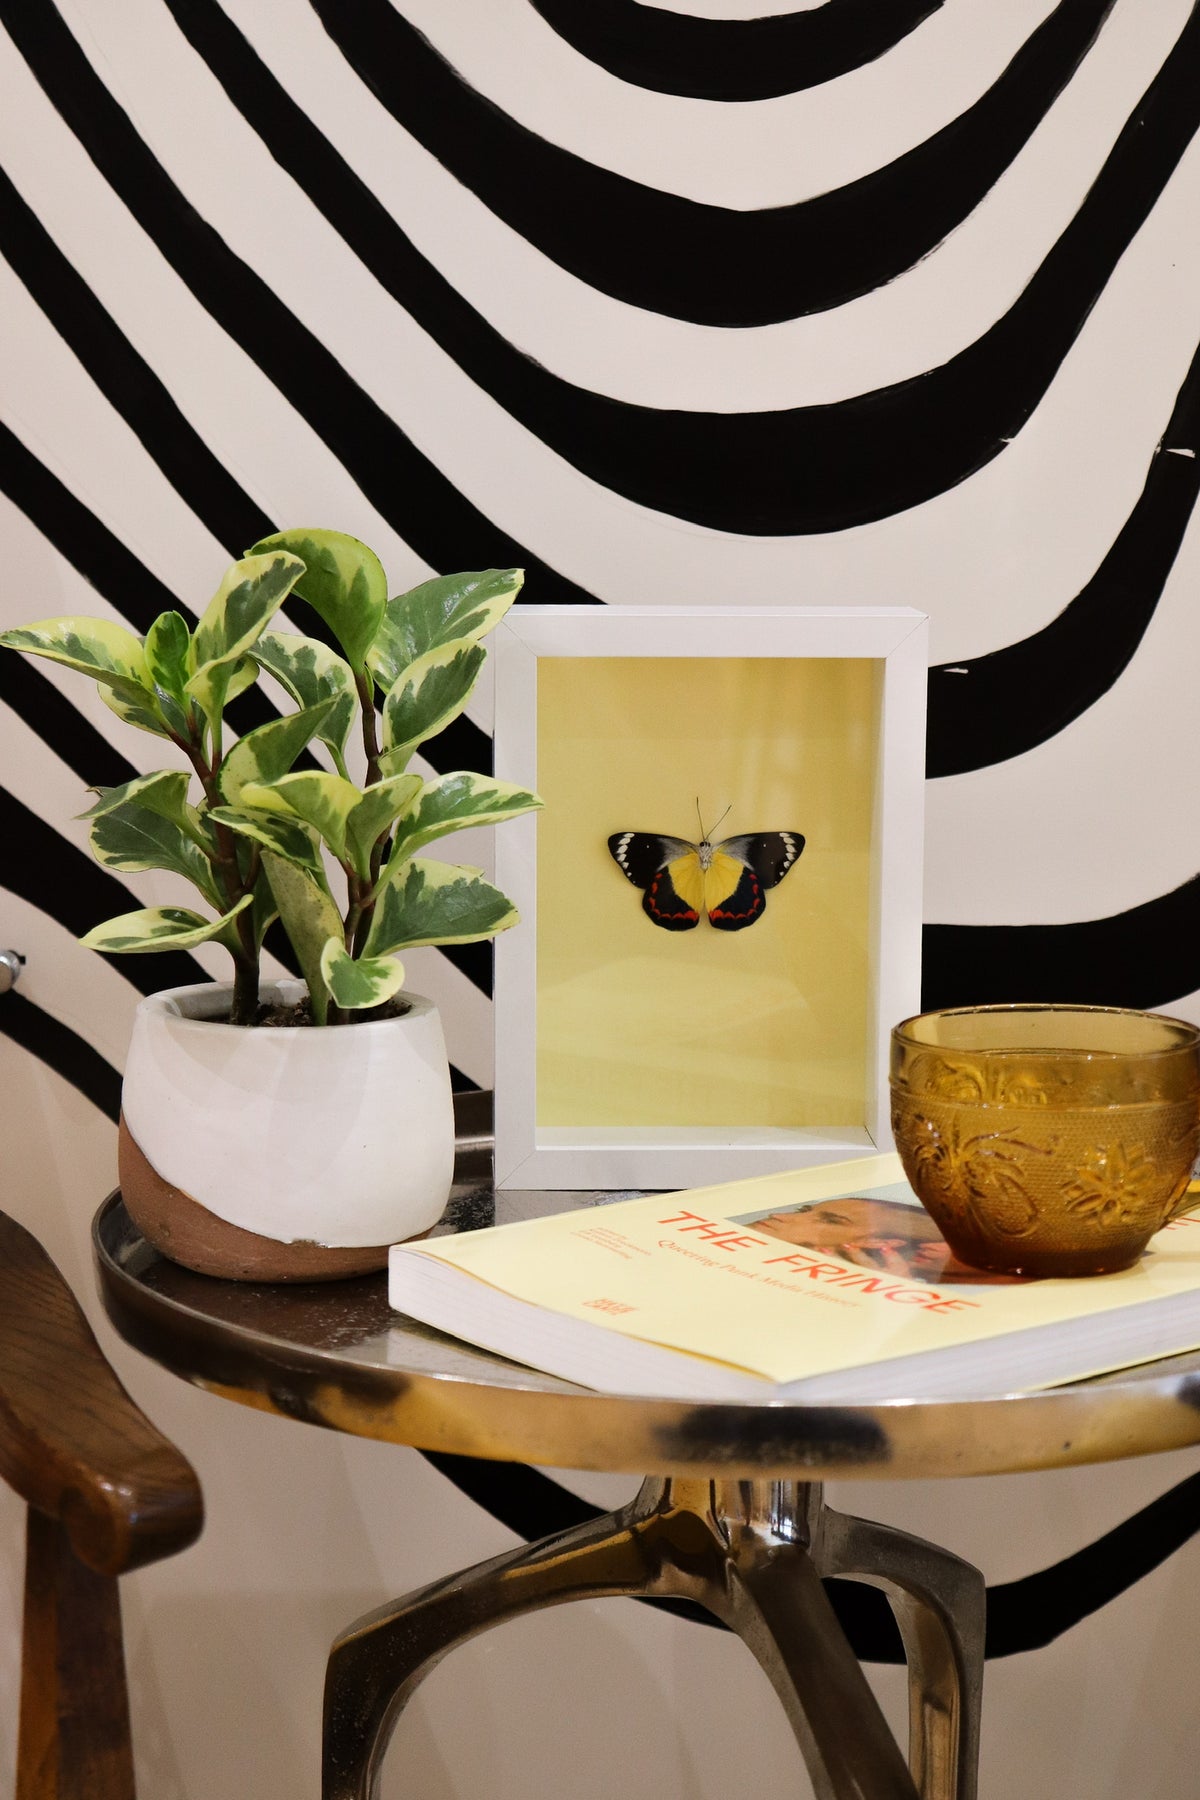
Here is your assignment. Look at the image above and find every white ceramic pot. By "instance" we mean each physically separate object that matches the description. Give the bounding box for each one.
[118,980,456,1281]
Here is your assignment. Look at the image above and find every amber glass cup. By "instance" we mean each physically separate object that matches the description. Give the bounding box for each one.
[889,1004,1200,1276]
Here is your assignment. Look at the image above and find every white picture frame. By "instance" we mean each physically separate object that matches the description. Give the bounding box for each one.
[492,606,928,1190]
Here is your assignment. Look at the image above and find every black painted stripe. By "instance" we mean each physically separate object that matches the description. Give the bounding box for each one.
[0,162,272,555]
[0,420,296,745]
[0,653,138,789]
[436,938,492,1000]
[927,333,1200,775]
[0,418,180,629]
[417,711,492,781]
[526,0,943,103]
[423,1451,1200,1660]
[0,422,332,763]
[922,874,1200,1013]
[157,0,1195,533]
[311,0,1116,326]
[0,1,595,604]
[981,1466,1200,1656]
[0,991,122,1121]
[0,153,504,751]
[0,42,509,996]
[0,786,212,993]
[0,161,519,774]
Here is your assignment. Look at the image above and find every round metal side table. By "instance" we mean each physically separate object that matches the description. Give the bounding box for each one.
[93,1119,1200,1800]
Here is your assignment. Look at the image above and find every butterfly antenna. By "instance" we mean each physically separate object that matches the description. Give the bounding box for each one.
[696,801,731,843]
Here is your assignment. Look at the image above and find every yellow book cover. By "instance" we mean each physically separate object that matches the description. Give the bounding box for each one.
[387,1154,1200,1401]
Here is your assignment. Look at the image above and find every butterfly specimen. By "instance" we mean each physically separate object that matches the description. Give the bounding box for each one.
[608,809,804,931]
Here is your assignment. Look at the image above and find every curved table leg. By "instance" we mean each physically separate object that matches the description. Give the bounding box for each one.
[820,1507,986,1800]
[323,1499,655,1800]
[324,1477,981,1800]
[716,1537,921,1800]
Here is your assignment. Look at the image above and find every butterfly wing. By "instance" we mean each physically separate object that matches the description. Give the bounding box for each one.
[720,832,806,888]
[704,832,805,931]
[608,832,693,887]
[608,832,703,930]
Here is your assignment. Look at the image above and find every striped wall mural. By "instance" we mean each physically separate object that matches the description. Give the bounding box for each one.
[4,0,1200,1117]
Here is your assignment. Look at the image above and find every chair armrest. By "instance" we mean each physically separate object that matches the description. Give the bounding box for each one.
[0,1211,203,1575]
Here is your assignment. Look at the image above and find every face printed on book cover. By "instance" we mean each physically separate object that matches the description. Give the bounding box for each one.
[752,1196,1021,1285]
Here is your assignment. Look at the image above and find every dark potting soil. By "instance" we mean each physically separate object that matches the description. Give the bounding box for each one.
[253,996,412,1028]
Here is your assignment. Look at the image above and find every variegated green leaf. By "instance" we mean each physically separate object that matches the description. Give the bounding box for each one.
[143,610,191,698]
[367,568,522,691]
[185,551,305,723]
[248,529,386,672]
[365,859,518,957]
[237,772,418,881]
[217,699,338,805]
[140,617,194,737]
[250,864,279,950]
[79,769,193,826]
[87,800,220,907]
[345,774,423,880]
[189,552,306,673]
[224,656,259,706]
[238,771,362,865]
[99,683,172,738]
[260,852,341,1023]
[209,805,328,880]
[384,772,542,873]
[319,938,406,1011]
[0,616,152,703]
[144,608,197,734]
[380,638,486,770]
[252,630,356,755]
[80,897,252,955]
[375,746,409,780]
[151,688,192,738]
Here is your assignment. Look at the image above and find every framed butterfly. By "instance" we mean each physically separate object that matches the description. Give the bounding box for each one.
[608,812,805,932]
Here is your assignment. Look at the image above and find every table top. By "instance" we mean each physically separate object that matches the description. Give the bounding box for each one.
[93,1102,1200,1481]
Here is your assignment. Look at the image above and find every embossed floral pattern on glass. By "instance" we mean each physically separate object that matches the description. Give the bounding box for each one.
[889,1006,1200,1277]
[894,1106,1046,1239]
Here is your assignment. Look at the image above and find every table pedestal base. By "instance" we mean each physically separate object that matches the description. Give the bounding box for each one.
[323,1477,984,1800]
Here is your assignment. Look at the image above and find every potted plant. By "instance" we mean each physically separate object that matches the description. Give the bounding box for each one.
[0,529,540,1280]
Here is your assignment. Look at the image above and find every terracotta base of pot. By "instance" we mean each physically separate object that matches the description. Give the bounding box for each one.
[118,1114,414,1282]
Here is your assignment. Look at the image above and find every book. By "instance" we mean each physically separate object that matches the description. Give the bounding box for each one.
[387,1153,1200,1402]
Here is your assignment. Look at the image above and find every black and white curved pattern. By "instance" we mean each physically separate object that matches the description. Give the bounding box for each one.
[525,0,948,104]
[3,0,1200,1115]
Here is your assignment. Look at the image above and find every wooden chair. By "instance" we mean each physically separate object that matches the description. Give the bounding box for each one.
[0,1209,203,1798]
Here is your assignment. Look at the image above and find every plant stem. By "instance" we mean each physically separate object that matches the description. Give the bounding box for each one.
[352,671,387,953]
[356,669,383,787]
[351,843,387,956]
[231,955,259,1027]
[343,870,366,954]
[185,730,260,1020]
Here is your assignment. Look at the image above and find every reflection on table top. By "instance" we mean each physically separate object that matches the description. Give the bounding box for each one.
[93,1126,1200,1481]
